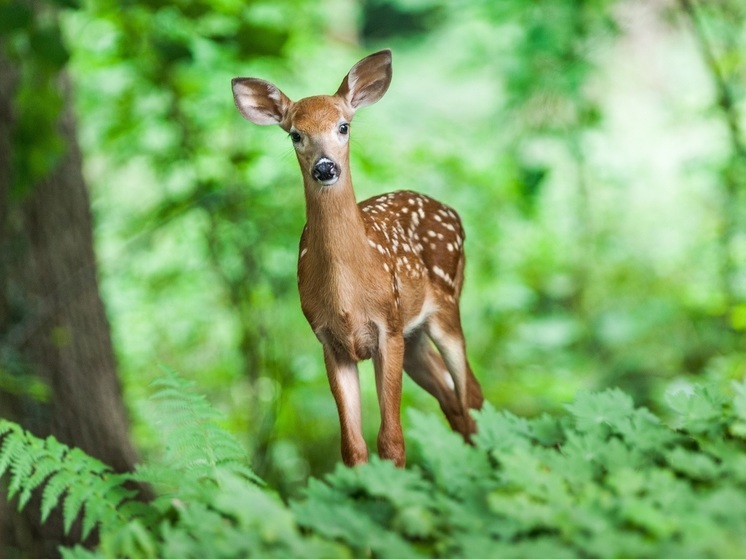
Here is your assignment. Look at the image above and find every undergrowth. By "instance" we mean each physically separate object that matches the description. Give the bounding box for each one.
[2,373,746,558]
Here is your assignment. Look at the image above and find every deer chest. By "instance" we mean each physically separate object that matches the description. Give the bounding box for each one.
[297,263,390,361]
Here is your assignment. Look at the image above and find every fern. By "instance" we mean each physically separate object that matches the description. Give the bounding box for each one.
[0,421,143,541]
[5,376,746,558]
[135,369,262,494]
[0,369,262,554]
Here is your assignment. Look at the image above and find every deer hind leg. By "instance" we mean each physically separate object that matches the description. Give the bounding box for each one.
[403,329,473,439]
[425,310,484,439]
[324,346,369,466]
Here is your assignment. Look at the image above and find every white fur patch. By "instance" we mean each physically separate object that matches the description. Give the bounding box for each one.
[403,297,436,337]
[443,371,455,390]
[337,363,363,430]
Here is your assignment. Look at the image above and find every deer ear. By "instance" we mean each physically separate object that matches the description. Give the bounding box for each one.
[232,78,292,127]
[335,49,392,111]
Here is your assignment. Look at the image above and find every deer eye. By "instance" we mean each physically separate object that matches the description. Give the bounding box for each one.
[338,123,349,135]
[289,131,302,143]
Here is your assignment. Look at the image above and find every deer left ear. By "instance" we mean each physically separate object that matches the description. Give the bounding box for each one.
[335,49,392,112]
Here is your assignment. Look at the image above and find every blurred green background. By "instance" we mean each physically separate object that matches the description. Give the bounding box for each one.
[8,0,746,495]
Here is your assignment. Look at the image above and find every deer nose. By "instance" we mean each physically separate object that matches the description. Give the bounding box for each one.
[312,157,339,184]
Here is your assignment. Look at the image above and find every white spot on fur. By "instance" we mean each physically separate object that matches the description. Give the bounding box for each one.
[433,265,455,286]
[443,371,455,390]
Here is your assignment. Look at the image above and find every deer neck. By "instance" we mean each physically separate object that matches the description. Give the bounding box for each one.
[302,172,370,268]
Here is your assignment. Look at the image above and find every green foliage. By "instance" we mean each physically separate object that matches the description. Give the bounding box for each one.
[141,370,262,489]
[0,421,139,541]
[6,0,744,489]
[0,372,263,554]
[4,376,746,558]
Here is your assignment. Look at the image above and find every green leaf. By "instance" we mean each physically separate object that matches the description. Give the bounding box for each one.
[666,447,720,481]
[62,481,90,535]
[41,470,71,522]
[7,436,36,502]
[666,386,726,434]
[0,423,23,479]
[473,403,534,454]
[732,379,746,422]
[392,504,436,539]
[408,410,491,494]
[565,388,635,435]
[530,413,565,446]
[615,407,676,454]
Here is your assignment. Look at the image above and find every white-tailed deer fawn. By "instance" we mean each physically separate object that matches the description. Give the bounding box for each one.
[232,49,483,467]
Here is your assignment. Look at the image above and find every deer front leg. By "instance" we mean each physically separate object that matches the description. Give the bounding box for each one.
[324,346,368,466]
[373,330,406,467]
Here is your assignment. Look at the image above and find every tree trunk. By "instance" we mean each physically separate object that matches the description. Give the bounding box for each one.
[0,47,139,557]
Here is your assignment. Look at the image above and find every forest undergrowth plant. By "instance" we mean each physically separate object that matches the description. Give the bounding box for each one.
[2,374,746,558]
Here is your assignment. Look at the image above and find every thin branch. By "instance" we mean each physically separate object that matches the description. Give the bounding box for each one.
[677,0,746,311]
[677,0,745,159]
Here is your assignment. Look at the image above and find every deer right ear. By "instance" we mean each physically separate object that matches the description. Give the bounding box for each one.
[232,78,292,127]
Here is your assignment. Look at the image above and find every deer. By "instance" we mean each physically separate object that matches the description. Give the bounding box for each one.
[231,49,483,467]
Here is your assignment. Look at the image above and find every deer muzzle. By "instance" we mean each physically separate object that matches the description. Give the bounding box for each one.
[312,157,339,185]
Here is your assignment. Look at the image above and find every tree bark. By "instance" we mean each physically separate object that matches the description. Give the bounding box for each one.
[0,46,139,557]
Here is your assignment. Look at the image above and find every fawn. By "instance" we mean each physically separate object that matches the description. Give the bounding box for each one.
[232,50,483,467]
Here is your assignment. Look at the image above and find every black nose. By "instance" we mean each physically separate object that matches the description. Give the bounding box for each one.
[312,158,338,183]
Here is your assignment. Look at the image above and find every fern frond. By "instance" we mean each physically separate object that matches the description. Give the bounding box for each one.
[18,439,65,510]
[0,419,149,541]
[6,433,37,501]
[63,479,92,535]
[141,369,262,489]
[0,421,24,479]
[101,519,157,559]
